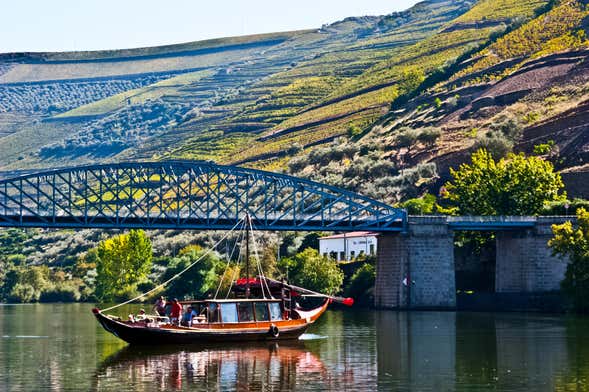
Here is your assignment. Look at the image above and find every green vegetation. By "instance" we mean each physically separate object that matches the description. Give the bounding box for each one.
[94,230,153,302]
[454,0,589,84]
[344,262,376,305]
[453,0,548,23]
[157,245,224,300]
[444,149,566,215]
[549,208,589,312]
[280,248,344,295]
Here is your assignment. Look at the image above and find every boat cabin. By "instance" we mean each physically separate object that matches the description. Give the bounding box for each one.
[180,299,291,326]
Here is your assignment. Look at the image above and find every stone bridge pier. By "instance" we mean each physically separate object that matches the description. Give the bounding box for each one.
[375,217,455,309]
[375,216,572,309]
[495,217,569,293]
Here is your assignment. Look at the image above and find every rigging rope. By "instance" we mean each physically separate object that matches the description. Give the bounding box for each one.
[249,217,274,299]
[213,219,246,300]
[101,218,244,313]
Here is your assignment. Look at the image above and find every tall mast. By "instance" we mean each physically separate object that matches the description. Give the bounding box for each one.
[245,213,250,298]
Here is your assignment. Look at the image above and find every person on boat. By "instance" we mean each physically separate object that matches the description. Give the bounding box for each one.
[181,306,193,327]
[153,296,166,316]
[135,309,147,321]
[170,298,183,325]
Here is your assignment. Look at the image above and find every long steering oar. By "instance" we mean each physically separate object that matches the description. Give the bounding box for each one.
[264,277,354,306]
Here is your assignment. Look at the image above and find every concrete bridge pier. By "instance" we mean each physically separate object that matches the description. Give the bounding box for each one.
[495,217,568,293]
[375,217,456,309]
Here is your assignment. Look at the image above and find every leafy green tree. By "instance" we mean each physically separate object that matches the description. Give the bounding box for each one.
[3,265,51,302]
[444,148,565,215]
[160,246,223,300]
[94,229,152,302]
[549,208,589,312]
[281,248,343,295]
[344,263,375,304]
[401,193,437,215]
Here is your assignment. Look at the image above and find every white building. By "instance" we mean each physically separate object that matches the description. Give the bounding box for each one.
[318,231,378,262]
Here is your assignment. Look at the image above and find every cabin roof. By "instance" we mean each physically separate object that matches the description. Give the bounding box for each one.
[180,298,281,304]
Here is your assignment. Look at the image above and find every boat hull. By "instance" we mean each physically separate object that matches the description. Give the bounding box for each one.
[93,300,328,345]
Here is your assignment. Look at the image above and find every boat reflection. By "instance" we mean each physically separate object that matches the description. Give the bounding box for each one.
[95,342,327,391]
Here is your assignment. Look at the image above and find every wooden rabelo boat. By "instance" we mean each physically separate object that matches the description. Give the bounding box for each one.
[93,215,353,345]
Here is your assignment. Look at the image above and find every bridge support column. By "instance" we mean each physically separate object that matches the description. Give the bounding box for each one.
[375,217,455,309]
[495,218,568,292]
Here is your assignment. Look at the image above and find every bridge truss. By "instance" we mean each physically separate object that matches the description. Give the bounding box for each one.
[0,161,406,231]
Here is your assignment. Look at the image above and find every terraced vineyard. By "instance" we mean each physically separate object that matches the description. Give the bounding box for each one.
[1,0,588,203]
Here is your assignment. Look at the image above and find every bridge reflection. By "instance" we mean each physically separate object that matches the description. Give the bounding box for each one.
[94,342,327,391]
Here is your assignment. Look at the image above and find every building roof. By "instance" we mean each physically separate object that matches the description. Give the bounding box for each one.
[319,231,379,240]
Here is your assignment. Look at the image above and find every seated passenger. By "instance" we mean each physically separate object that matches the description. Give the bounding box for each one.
[135,308,147,321]
[181,306,193,327]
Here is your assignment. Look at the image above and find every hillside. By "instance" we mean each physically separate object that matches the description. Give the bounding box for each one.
[0,0,587,204]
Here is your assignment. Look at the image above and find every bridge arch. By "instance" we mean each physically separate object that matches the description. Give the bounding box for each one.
[0,161,406,231]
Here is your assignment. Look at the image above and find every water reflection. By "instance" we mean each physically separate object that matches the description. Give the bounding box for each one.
[2,305,589,391]
[94,342,327,391]
[376,312,589,391]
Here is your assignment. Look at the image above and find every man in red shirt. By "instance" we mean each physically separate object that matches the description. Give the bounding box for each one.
[170,298,183,326]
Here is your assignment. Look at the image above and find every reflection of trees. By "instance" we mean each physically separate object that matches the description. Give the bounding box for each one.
[94,343,327,391]
[455,313,497,387]
[376,312,457,390]
[554,317,589,392]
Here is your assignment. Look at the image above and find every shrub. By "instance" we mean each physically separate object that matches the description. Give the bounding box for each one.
[39,285,81,302]
[8,283,39,303]
[396,128,420,151]
[401,193,437,215]
[474,134,513,159]
[347,125,363,138]
[344,263,375,304]
[418,128,441,147]
[281,248,344,295]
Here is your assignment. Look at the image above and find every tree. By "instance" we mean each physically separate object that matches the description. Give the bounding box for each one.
[160,247,223,300]
[401,193,437,215]
[3,265,51,302]
[444,148,565,215]
[345,263,376,305]
[280,248,343,295]
[548,208,589,312]
[94,230,152,302]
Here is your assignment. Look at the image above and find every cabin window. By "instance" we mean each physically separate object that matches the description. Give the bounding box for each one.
[254,302,269,321]
[208,303,220,323]
[220,303,238,323]
[370,244,375,255]
[269,302,282,321]
[238,302,254,322]
[339,251,345,261]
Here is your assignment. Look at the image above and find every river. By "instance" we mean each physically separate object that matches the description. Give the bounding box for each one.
[1,304,588,391]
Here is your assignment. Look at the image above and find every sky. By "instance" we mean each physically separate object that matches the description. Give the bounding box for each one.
[1,0,419,53]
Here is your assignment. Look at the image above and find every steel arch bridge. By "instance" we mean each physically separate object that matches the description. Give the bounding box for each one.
[0,161,406,232]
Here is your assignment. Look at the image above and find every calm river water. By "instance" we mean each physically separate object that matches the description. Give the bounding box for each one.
[1,304,589,391]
